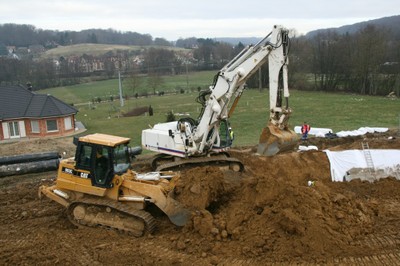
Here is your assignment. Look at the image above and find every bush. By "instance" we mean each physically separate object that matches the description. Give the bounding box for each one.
[166,111,176,122]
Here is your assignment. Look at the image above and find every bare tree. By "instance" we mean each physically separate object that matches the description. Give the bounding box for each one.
[147,71,164,95]
[310,31,343,91]
[125,67,143,96]
[351,25,388,95]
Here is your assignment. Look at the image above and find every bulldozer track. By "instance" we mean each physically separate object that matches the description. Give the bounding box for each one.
[56,235,103,265]
[138,233,400,265]
[310,233,400,265]
[153,154,244,172]
[66,196,157,237]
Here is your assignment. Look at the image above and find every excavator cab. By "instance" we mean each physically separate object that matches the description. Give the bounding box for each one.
[215,119,234,148]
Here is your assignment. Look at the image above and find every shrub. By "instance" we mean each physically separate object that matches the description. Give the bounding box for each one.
[166,111,176,122]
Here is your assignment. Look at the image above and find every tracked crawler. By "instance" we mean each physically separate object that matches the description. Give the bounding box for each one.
[39,133,190,236]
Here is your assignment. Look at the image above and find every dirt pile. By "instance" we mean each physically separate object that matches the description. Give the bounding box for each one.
[0,137,76,157]
[172,151,381,263]
[122,106,152,117]
[0,130,400,265]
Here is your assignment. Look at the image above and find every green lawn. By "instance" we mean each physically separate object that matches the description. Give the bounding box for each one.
[39,71,217,105]
[38,73,400,148]
[42,43,187,59]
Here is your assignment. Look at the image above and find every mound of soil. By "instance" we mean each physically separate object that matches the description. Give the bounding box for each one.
[122,106,151,117]
[0,129,399,265]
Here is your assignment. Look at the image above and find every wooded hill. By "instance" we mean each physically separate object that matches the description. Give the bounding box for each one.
[306,15,400,39]
[1,15,399,48]
[0,16,399,97]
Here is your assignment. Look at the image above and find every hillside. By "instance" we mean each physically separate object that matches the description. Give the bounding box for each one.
[306,15,400,38]
[214,37,261,46]
[42,43,188,59]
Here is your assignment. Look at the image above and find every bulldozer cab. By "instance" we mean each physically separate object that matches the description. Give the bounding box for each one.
[74,134,132,188]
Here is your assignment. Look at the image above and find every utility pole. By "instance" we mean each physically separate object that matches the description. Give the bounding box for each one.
[119,71,124,107]
[186,63,189,91]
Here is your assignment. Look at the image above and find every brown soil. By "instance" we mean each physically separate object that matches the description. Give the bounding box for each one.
[1,130,400,265]
[122,106,150,117]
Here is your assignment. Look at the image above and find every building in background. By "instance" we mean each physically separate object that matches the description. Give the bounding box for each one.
[0,85,78,141]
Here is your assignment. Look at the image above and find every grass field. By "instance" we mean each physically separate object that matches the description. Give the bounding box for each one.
[39,72,400,147]
[42,43,187,59]
[39,71,217,105]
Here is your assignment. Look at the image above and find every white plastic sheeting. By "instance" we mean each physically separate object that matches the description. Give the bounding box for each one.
[294,126,389,138]
[336,127,388,137]
[324,149,400,182]
[294,126,333,137]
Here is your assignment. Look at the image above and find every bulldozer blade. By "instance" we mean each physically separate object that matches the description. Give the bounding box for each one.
[257,124,298,156]
[163,197,191,227]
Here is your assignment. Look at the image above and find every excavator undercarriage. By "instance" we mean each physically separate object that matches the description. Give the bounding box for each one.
[150,153,244,172]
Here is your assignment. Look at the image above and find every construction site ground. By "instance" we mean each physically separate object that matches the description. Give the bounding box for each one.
[1,130,400,265]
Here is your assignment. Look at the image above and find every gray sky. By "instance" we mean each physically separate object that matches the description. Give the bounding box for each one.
[1,0,398,40]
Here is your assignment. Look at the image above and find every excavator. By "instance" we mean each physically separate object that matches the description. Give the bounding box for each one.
[39,133,190,237]
[142,25,298,171]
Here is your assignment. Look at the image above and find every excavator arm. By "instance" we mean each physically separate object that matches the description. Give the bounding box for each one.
[193,25,296,155]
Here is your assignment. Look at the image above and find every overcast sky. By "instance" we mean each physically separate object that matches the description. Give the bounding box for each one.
[1,0,398,40]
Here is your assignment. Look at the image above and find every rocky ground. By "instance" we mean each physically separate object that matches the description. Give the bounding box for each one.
[0,130,400,265]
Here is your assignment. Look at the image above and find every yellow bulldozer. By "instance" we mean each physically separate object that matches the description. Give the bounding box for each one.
[39,133,190,237]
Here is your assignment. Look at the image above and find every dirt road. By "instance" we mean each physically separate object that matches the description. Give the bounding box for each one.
[0,132,400,265]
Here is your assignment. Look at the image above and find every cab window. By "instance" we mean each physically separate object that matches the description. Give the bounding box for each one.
[76,144,92,170]
[113,144,131,174]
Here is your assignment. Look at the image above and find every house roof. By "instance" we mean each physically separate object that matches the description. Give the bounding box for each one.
[0,85,77,120]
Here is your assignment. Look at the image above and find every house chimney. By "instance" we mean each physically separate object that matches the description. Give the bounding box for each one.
[26,83,33,91]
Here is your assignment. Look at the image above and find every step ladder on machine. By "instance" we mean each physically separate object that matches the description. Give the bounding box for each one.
[361,142,375,173]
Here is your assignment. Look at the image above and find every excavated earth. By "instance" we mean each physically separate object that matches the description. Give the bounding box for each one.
[1,130,400,265]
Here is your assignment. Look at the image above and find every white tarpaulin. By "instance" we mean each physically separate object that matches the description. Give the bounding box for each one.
[324,149,400,182]
[294,126,333,137]
[336,127,388,137]
[294,126,389,138]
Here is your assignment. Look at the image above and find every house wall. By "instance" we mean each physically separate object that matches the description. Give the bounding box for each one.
[0,115,76,141]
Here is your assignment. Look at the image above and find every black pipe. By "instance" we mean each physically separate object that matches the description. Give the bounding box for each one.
[0,152,60,166]
[0,159,59,177]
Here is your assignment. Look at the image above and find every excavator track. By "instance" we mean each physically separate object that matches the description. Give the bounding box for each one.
[66,196,157,237]
[152,154,244,172]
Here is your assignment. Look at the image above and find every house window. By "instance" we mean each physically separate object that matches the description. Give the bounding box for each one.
[31,120,40,133]
[64,116,72,130]
[8,121,20,138]
[46,119,58,132]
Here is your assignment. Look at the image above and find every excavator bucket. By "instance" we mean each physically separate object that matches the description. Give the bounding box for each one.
[257,123,298,156]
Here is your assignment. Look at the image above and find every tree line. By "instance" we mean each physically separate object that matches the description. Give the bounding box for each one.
[290,25,400,96]
[0,24,165,47]
[0,23,399,96]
